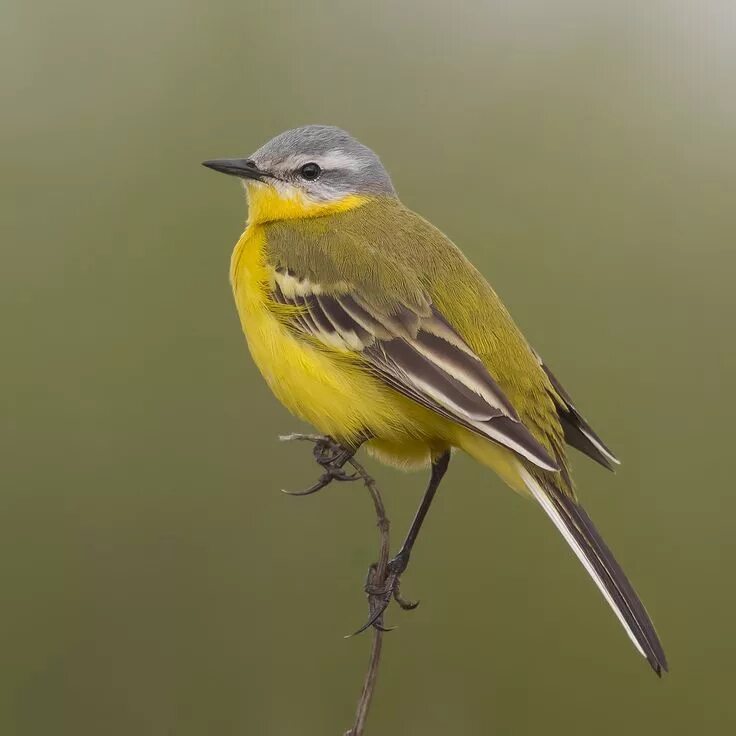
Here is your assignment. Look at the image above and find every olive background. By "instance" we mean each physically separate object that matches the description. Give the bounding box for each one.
[3,1,735,734]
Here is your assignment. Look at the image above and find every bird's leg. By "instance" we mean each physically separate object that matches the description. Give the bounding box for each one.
[353,450,451,634]
[282,435,366,496]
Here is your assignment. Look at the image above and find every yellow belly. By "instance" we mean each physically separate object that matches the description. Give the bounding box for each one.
[228,225,527,487]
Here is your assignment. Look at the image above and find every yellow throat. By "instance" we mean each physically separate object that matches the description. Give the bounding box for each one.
[243,181,368,225]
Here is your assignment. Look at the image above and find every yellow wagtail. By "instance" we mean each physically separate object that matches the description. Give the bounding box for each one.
[203,125,667,675]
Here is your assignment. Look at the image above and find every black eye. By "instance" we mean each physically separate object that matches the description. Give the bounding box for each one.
[299,162,321,181]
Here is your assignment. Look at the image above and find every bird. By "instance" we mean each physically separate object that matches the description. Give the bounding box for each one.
[203,124,667,675]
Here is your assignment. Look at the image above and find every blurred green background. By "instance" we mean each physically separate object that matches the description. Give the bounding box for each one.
[2,1,735,733]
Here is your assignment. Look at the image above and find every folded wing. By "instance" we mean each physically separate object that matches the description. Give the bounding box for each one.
[271,269,558,471]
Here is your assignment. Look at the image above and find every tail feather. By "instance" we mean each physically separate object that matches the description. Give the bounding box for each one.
[519,467,668,675]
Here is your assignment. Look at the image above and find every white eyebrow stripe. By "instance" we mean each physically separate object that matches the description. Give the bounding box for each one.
[280,150,366,172]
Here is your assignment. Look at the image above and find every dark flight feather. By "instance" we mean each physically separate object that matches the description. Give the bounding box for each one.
[270,271,558,471]
[537,358,620,470]
[547,484,668,675]
[521,467,667,676]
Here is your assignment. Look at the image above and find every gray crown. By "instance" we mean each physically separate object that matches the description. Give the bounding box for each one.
[251,125,396,200]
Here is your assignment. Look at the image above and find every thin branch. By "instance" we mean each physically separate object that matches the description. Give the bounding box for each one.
[279,434,391,736]
[342,452,390,736]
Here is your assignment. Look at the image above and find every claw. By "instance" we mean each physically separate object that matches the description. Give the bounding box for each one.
[372,621,396,633]
[281,476,331,496]
[313,437,351,467]
[394,589,419,610]
[349,563,420,635]
[282,447,360,496]
[331,469,359,482]
[348,598,392,637]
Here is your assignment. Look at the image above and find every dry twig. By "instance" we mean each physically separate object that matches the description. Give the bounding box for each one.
[279,434,391,736]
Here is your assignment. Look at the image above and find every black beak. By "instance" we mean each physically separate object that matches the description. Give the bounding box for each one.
[201,158,266,181]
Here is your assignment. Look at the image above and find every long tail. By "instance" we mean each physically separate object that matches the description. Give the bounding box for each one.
[519,467,668,676]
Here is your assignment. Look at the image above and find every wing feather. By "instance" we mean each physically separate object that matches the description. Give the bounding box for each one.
[534,352,620,470]
[369,338,499,421]
[272,269,558,471]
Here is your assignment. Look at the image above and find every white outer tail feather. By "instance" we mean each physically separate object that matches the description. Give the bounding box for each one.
[518,466,647,659]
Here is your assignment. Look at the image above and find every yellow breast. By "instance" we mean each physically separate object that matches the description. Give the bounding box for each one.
[229,225,425,449]
[228,223,524,475]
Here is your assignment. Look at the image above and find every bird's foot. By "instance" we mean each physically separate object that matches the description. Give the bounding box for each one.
[350,551,419,635]
[282,436,359,496]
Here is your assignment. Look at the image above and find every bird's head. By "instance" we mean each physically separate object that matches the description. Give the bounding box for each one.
[203,125,396,224]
